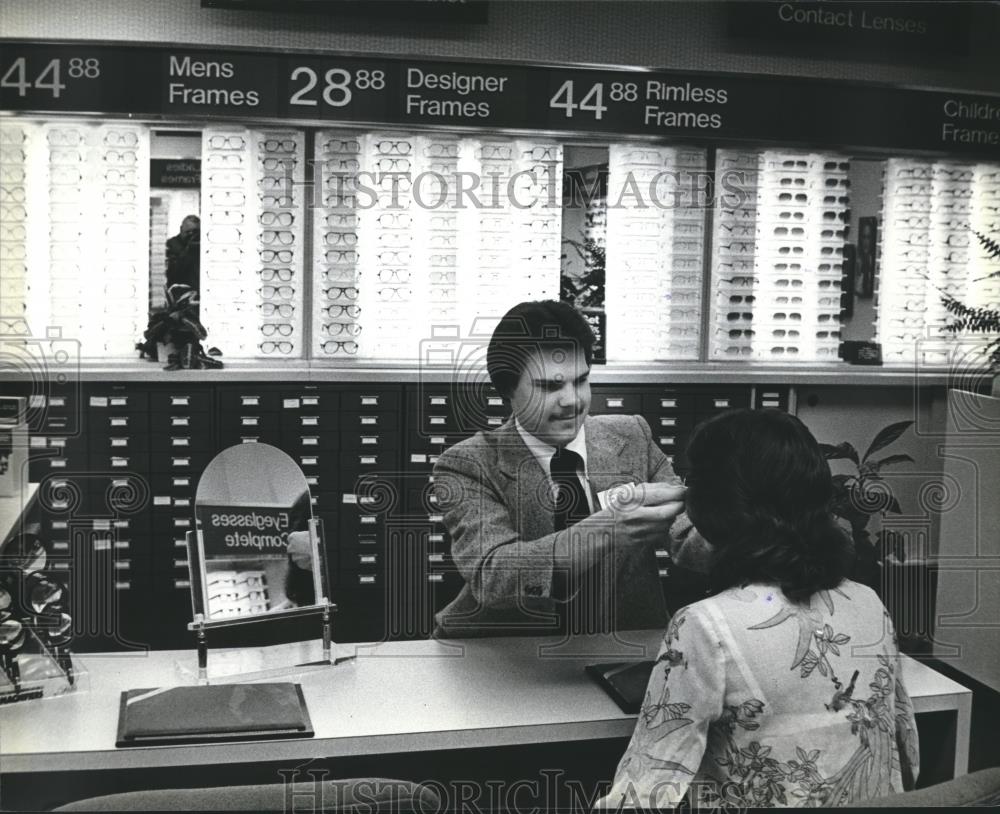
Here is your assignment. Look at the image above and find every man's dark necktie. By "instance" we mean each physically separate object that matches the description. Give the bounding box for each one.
[551,447,590,531]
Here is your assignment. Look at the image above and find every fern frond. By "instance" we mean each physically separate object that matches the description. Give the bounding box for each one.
[972,229,1000,262]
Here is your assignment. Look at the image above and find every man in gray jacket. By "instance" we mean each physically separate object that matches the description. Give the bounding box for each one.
[432,300,708,638]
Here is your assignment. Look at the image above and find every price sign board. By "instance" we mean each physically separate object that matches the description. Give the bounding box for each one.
[277,56,393,122]
[2,39,999,159]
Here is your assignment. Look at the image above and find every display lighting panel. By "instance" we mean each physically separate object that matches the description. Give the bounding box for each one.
[199,127,306,359]
[604,144,708,361]
[708,150,850,362]
[0,119,150,357]
[878,158,1000,367]
[310,132,563,359]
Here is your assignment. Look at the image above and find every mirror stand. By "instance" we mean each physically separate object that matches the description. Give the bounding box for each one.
[181,524,338,685]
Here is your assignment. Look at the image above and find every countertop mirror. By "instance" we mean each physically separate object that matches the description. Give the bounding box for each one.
[191,442,328,626]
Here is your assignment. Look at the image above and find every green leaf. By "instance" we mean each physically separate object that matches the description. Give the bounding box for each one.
[822,442,859,465]
[870,454,914,473]
[863,421,914,462]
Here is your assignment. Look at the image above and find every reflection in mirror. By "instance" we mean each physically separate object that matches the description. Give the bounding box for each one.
[841,158,883,342]
[194,443,323,624]
[561,145,609,362]
[149,130,202,308]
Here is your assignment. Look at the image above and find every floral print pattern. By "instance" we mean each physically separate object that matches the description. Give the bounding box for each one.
[598,581,920,809]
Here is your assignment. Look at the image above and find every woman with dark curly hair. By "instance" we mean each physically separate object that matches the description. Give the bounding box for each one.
[599,409,920,809]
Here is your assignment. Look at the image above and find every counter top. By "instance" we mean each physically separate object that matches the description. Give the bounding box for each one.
[2,358,986,386]
[0,632,971,775]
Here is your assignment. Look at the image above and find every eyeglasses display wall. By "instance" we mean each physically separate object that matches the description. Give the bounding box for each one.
[311,132,563,359]
[605,145,707,361]
[199,128,306,359]
[0,119,150,357]
[708,150,850,362]
[4,112,999,369]
[878,158,1000,367]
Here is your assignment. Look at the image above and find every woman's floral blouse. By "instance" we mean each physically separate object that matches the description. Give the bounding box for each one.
[599,580,920,809]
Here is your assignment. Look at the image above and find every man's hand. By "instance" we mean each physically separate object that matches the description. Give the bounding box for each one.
[286,530,314,570]
[606,482,686,514]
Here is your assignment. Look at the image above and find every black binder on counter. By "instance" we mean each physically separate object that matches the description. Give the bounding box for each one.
[586,661,655,714]
[116,682,313,747]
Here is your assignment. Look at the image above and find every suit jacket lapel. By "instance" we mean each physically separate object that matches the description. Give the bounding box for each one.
[585,417,634,495]
[495,419,554,538]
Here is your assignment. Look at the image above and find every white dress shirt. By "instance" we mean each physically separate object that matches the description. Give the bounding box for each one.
[514,418,597,513]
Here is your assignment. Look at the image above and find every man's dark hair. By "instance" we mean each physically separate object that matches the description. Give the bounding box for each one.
[685,408,853,604]
[486,300,595,399]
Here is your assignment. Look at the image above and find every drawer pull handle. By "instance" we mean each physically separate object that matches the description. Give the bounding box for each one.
[170,396,190,407]
[606,398,624,408]
[660,399,677,408]
[361,396,379,406]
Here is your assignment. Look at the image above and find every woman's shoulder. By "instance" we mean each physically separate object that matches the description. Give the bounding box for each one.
[692,580,888,627]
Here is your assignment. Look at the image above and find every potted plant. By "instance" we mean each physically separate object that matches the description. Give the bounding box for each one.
[820,420,935,653]
[941,229,1000,393]
[136,284,222,370]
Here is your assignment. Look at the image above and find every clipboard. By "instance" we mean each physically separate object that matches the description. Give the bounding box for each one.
[585,661,655,715]
[116,682,313,747]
